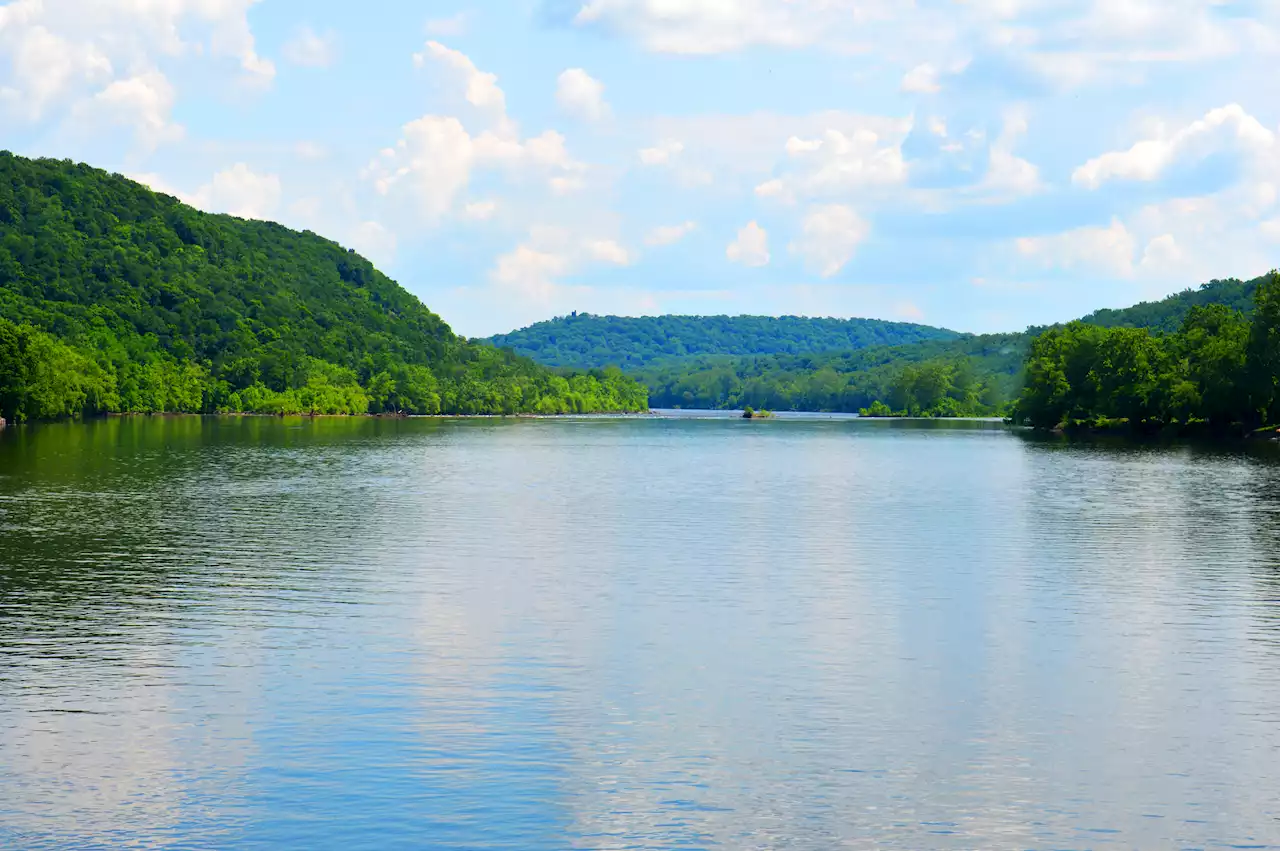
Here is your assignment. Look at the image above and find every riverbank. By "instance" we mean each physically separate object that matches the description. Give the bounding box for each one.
[1031,418,1280,441]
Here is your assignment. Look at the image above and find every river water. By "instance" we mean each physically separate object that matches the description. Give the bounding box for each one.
[1,415,1279,849]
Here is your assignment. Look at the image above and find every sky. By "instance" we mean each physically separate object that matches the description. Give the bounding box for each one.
[2,1,1279,338]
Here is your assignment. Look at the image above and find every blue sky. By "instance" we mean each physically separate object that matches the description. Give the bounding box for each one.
[2,0,1279,337]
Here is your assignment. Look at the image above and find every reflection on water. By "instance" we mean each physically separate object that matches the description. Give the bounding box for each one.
[2,416,1280,849]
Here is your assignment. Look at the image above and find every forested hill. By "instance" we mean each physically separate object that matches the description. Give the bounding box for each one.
[0,152,647,421]
[631,273,1277,415]
[1074,276,1259,333]
[482,314,961,369]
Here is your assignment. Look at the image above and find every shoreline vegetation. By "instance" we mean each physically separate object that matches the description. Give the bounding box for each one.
[1009,271,1280,437]
[4,151,1278,441]
[489,278,1267,423]
[0,153,648,424]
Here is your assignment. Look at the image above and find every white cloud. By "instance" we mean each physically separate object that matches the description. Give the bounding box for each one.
[490,226,634,304]
[0,0,273,140]
[585,238,632,264]
[69,70,183,149]
[349,221,397,267]
[900,63,940,94]
[789,205,869,277]
[571,0,845,54]
[126,171,186,199]
[413,40,507,118]
[425,12,469,37]
[639,139,683,165]
[1015,218,1136,278]
[189,163,282,221]
[294,141,327,160]
[645,221,697,246]
[282,27,338,68]
[754,179,786,199]
[980,111,1041,197]
[556,68,610,122]
[463,200,499,221]
[637,138,713,187]
[569,0,1280,77]
[726,221,771,267]
[894,301,924,321]
[755,127,908,202]
[369,45,587,224]
[1139,233,1183,272]
[1073,104,1277,189]
[368,116,475,221]
[785,136,823,155]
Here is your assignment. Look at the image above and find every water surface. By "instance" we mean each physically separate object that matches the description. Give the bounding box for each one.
[2,416,1279,849]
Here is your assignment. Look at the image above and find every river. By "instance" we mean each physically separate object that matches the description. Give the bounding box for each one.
[2,415,1279,849]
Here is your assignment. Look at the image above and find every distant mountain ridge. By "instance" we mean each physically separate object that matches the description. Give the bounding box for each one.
[556,274,1275,414]
[482,314,961,369]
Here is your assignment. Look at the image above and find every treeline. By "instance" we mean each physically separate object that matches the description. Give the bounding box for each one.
[1013,271,1280,433]
[484,313,960,369]
[635,333,1026,414]
[0,152,647,422]
[0,317,646,421]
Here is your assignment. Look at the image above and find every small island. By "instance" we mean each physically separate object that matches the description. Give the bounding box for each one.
[742,407,774,419]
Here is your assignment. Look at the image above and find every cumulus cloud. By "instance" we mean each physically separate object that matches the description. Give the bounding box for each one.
[980,111,1041,197]
[190,163,282,220]
[413,40,507,118]
[1015,218,1136,278]
[463,200,499,221]
[639,139,683,165]
[900,63,940,94]
[1073,104,1277,189]
[569,0,847,54]
[556,68,610,122]
[425,12,469,36]
[134,164,282,220]
[636,138,713,187]
[69,70,184,149]
[645,221,697,246]
[370,43,587,223]
[726,221,770,267]
[563,0,1280,93]
[282,27,338,68]
[789,205,869,277]
[491,226,634,304]
[349,221,397,267]
[0,0,273,144]
[754,127,908,202]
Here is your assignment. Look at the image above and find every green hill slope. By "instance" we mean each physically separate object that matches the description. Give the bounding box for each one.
[482,313,961,369]
[0,152,647,422]
[1078,277,1257,333]
[631,274,1276,415]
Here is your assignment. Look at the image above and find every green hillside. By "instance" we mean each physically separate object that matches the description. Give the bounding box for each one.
[483,313,961,369]
[0,152,647,422]
[1015,272,1280,434]
[1078,277,1257,333]
[631,274,1276,415]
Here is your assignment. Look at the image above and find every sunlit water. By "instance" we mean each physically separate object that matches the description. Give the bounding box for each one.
[2,415,1279,850]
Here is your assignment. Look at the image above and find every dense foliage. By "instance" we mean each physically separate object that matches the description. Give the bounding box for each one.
[1013,271,1280,433]
[635,333,1027,415]
[483,313,961,369]
[0,152,647,422]
[1076,277,1258,334]
[483,275,1273,418]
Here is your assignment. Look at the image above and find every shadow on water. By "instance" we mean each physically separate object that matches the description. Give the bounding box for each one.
[0,416,453,630]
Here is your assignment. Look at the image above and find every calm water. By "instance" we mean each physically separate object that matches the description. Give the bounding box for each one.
[2,416,1280,850]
